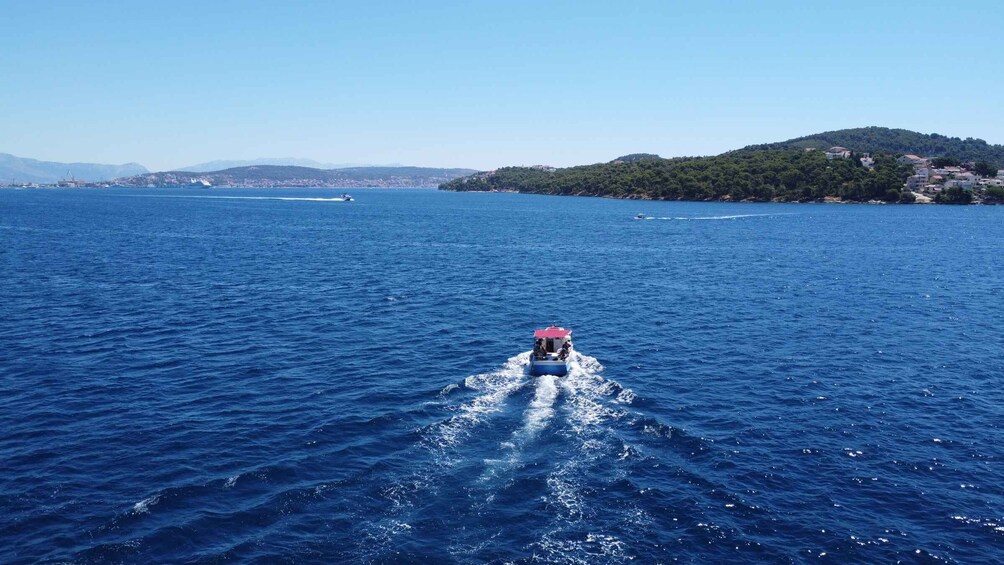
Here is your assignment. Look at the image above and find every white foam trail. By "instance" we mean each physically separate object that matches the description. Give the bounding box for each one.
[690,213,788,220]
[386,353,529,505]
[473,373,562,487]
[425,352,529,449]
[522,374,559,436]
[365,353,531,556]
[532,351,648,561]
[538,352,622,522]
[131,195,350,202]
[647,213,795,221]
[477,373,560,485]
[562,352,628,434]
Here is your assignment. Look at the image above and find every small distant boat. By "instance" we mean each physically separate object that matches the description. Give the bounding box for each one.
[634,213,647,220]
[187,179,212,188]
[341,193,354,201]
[530,326,573,376]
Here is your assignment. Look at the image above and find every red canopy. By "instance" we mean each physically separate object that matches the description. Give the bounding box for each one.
[534,326,571,338]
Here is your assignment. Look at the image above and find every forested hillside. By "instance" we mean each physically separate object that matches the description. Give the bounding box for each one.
[441,150,916,202]
[738,127,1004,166]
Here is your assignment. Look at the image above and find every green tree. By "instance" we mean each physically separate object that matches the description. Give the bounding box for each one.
[932,156,961,168]
[984,187,1004,203]
[935,187,973,204]
[974,161,997,178]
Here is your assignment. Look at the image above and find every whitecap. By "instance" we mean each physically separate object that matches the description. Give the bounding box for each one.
[615,388,636,404]
[438,382,460,396]
[131,494,159,514]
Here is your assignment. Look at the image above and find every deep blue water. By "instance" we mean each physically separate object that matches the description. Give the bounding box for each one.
[2,188,1002,564]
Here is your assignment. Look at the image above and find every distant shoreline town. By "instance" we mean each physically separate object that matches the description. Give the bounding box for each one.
[819,146,1003,204]
[3,164,477,190]
[5,127,1004,204]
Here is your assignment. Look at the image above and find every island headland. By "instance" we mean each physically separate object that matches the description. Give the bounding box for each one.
[439,127,1004,205]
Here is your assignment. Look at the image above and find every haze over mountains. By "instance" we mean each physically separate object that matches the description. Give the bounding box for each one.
[0,152,451,185]
[5,127,1002,187]
[0,152,147,184]
[178,158,404,173]
[114,165,478,188]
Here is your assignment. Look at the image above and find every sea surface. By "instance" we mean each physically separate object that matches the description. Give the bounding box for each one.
[1,188,1002,564]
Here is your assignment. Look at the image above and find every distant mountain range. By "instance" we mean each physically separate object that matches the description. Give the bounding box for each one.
[0,152,472,187]
[114,165,478,188]
[177,158,405,173]
[0,152,148,184]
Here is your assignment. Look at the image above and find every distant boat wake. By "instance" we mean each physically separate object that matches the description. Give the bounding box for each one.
[131,195,351,202]
[640,213,797,221]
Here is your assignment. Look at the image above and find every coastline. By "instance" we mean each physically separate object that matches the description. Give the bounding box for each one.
[439,188,997,205]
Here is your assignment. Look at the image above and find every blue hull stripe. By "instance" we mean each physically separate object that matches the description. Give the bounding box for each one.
[530,360,568,376]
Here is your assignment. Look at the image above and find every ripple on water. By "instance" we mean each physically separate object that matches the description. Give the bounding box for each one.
[1,189,1002,563]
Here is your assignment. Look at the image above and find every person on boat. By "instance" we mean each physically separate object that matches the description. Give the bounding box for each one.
[534,338,546,360]
[559,340,571,360]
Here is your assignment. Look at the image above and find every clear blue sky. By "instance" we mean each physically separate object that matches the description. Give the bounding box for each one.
[2,0,1002,171]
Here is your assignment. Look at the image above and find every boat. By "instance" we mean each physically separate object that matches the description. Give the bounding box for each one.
[341,193,354,201]
[530,326,573,376]
[187,178,212,188]
[634,213,647,220]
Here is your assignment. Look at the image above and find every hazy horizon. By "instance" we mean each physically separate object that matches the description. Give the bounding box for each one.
[2,1,1002,171]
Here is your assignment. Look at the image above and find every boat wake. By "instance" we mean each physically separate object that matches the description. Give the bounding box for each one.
[353,353,531,558]
[424,351,531,450]
[529,354,651,563]
[477,372,560,485]
[522,373,561,437]
[131,195,352,202]
[350,350,706,562]
[642,213,796,221]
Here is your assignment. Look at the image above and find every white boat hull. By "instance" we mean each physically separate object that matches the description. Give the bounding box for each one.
[530,356,569,376]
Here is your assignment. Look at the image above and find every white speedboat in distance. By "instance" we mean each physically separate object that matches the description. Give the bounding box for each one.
[634,213,647,220]
[341,193,354,201]
[530,326,572,376]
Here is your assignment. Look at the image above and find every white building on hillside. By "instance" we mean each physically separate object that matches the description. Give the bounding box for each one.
[825,146,851,160]
[897,154,929,167]
[932,167,964,180]
[906,175,928,191]
[944,173,977,190]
